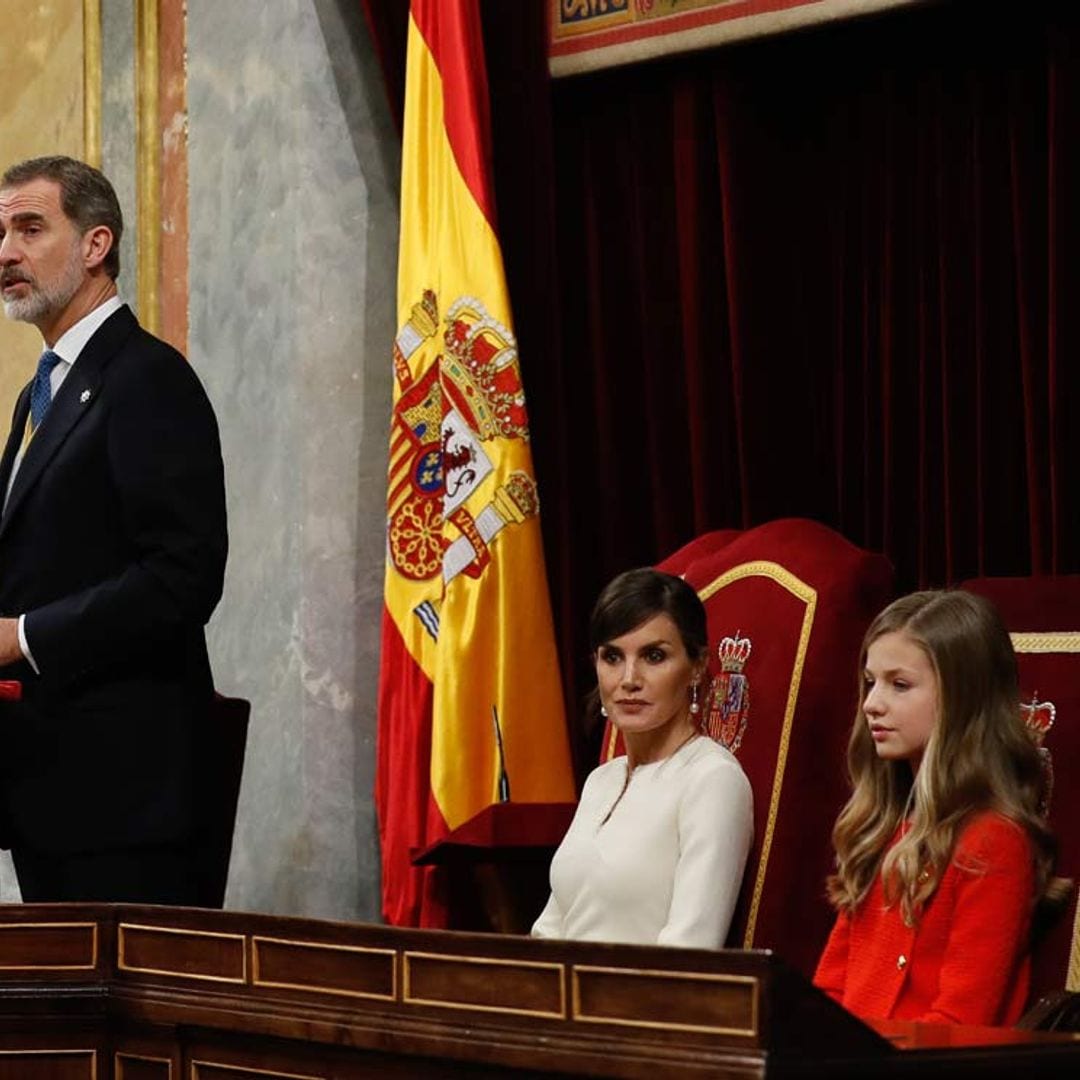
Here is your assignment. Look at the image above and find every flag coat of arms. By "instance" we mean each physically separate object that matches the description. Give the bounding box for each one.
[376,0,575,927]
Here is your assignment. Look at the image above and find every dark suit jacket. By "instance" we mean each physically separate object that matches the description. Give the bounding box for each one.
[0,305,227,854]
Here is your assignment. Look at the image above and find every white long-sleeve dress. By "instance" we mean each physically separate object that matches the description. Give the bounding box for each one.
[531,735,753,949]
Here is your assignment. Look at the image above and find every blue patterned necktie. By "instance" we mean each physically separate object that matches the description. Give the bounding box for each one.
[30,349,63,431]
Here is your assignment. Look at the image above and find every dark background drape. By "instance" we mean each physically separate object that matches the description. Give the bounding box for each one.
[363,0,1080,772]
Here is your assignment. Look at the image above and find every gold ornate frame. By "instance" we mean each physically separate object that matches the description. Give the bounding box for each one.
[134,0,160,334]
[83,0,101,167]
[82,0,160,334]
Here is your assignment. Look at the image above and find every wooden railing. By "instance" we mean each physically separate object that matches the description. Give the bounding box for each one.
[0,904,1075,1078]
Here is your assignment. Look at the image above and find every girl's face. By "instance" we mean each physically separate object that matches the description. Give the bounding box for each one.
[862,630,940,768]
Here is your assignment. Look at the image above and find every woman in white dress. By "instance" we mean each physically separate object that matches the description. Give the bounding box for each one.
[532,569,753,949]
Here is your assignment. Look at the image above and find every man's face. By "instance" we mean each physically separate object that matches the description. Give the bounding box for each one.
[0,178,88,328]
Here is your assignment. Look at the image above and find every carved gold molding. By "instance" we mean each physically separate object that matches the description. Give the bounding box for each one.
[82,0,161,331]
[135,0,161,334]
[83,0,102,167]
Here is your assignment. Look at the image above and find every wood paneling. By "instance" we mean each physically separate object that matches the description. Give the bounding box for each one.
[572,966,758,1036]
[0,1049,96,1080]
[0,923,97,971]
[403,951,565,1017]
[118,923,245,983]
[252,938,394,1001]
[0,904,1071,1078]
[191,1065,323,1080]
[116,1053,171,1080]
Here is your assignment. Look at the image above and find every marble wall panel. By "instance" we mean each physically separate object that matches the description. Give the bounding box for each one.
[187,0,399,919]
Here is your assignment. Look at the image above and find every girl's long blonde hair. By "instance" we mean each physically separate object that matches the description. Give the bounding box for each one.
[827,590,1062,926]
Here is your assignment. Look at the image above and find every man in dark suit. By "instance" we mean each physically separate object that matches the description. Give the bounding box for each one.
[0,155,227,903]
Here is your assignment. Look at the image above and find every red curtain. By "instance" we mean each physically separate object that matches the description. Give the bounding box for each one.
[365,1,1080,761]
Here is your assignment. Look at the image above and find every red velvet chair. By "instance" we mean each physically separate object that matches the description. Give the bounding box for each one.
[961,576,1080,1004]
[602,518,893,976]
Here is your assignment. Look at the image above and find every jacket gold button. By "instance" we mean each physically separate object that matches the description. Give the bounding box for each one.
[897,954,907,970]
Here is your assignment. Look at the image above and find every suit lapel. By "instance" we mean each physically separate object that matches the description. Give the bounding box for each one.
[0,305,137,537]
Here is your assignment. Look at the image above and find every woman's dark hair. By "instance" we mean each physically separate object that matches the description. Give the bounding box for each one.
[589,568,708,661]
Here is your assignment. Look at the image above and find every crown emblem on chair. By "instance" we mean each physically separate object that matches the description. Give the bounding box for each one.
[718,632,752,672]
[1020,693,1056,818]
[1020,693,1055,744]
[706,631,752,753]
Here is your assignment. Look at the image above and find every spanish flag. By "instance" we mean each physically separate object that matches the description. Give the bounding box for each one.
[376,0,575,927]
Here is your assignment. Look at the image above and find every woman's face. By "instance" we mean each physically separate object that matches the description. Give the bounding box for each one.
[595,612,701,737]
[862,630,940,767]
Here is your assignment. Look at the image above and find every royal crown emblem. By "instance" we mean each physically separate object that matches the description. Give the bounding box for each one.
[386,290,541,637]
[705,631,752,752]
[1020,693,1056,818]
[441,297,530,443]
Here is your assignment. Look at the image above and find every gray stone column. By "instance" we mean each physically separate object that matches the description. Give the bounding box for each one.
[187,0,399,919]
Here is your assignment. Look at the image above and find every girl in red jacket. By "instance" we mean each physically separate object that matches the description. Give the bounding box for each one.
[813,590,1066,1026]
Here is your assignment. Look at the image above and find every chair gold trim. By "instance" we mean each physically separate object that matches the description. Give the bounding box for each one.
[1010,632,1080,654]
[698,560,817,948]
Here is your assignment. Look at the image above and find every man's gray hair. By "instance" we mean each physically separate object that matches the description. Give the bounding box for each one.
[2,156,123,280]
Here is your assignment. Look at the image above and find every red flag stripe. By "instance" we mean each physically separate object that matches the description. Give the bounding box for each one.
[376,606,447,926]
[409,0,497,230]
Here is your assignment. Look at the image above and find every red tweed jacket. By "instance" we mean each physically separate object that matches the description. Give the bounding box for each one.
[813,812,1035,1026]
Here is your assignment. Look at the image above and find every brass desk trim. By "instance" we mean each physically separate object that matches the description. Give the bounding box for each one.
[191,1062,322,1080]
[0,921,99,971]
[0,1048,97,1078]
[572,964,760,1037]
[83,0,102,167]
[403,950,566,1018]
[251,935,397,1002]
[118,922,248,984]
[116,1051,172,1078]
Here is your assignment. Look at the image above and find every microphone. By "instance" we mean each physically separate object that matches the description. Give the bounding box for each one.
[491,704,511,802]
